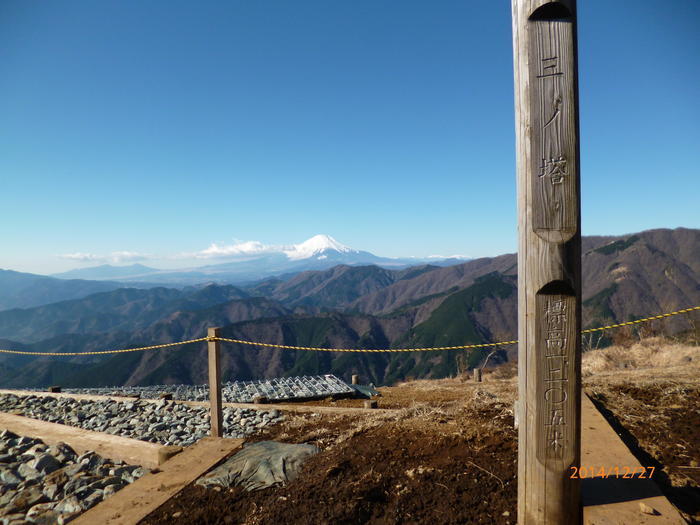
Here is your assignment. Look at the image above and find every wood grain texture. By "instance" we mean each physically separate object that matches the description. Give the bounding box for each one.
[581,395,686,524]
[72,437,244,525]
[207,327,223,438]
[0,412,166,469]
[512,1,582,523]
[530,19,578,241]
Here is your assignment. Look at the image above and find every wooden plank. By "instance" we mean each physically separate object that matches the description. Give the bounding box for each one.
[208,327,223,438]
[581,395,685,524]
[512,1,582,523]
[72,437,244,525]
[0,412,169,469]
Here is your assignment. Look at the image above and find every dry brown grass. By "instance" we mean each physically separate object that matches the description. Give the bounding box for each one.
[582,336,700,383]
[263,374,520,453]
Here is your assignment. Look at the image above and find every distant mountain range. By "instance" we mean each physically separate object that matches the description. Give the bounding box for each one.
[52,263,160,281]
[0,228,697,389]
[0,270,129,311]
[50,235,469,285]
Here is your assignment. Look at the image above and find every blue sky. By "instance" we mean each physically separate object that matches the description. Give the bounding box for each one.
[1,0,698,274]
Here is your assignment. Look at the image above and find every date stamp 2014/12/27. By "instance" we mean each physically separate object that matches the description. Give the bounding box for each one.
[569,466,655,479]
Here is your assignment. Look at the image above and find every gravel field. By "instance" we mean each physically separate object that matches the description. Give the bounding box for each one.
[0,394,284,447]
[0,429,148,524]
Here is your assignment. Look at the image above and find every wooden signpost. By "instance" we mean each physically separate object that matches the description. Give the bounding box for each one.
[207,327,223,438]
[512,1,582,523]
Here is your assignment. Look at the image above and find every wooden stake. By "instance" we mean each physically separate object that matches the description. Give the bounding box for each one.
[512,1,582,523]
[207,327,223,438]
[473,368,482,382]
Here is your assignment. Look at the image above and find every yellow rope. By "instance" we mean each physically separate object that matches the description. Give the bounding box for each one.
[0,305,696,356]
[214,305,699,352]
[213,336,519,353]
[0,338,208,357]
[580,305,700,333]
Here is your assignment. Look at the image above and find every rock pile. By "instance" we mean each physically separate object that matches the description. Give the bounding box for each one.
[61,374,355,403]
[0,429,148,524]
[0,394,284,447]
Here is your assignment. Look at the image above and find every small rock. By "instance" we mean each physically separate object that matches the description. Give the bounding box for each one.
[25,502,59,524]
[0,430,19,440]
[18,462,42,481]
[1,513,27,525]
[31,453,62,474]
[102,484,122,499]
[109,466,130,478]
[63,462,88,477]
[25,444,48,457]
[5,486,48,513]
[89,476,123,491]
[47,443,77,463]
[54,495,83,515]
[63,475,93,496]
[131,467,150,479]
[639,502,659,515]
[43,483,62,500]
[81,489,103,509]
[78,452,103,469]
[44,467,69,489]
[0,490,16,506]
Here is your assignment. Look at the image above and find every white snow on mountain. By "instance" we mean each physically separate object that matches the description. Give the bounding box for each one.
[283,234,357,260]
[189,234,358,261]
[52,234,471,284]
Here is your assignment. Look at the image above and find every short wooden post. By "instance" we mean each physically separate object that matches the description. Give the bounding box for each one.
[473,368,482,382]
[207,327,223,438]
[512,1,582,523]
[351,374,360,385]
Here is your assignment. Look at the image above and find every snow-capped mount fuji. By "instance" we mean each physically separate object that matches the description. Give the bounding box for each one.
[283,234,358,260]
[52,235,469,285]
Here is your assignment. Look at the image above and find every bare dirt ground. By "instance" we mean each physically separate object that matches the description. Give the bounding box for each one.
[142,337,700,525]
[144,379,519,525]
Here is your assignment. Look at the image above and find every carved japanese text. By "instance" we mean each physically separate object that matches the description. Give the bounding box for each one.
[529,18,578,242]
[536,293,577,467]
